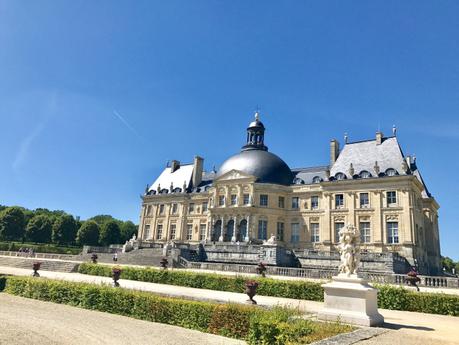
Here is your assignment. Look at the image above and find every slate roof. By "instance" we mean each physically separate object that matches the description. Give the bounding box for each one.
[292,165,329,184]
[148,164,194,193]
[330,136,405,178]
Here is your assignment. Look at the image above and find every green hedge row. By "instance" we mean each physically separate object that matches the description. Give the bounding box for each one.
[1,276,352,344]
[78,263,324,301]
[377,285,459,316]
[0,241,81,255]
[78,263,459,316]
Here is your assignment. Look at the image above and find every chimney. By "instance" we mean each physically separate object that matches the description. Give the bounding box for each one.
[330,139,340,166]
[376,131,383,145]
[192,156,203,188]
[170,160,180,173]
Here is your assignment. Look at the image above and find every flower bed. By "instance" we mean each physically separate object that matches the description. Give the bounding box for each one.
[78,263,459,316]
[0,276,352,344]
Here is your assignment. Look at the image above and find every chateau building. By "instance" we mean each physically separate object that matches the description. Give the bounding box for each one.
[138,113,441,274]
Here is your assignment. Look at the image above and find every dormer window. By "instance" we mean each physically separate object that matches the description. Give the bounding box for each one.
[359,170,371,179]
[312,176,322,184]
[293,177,304,184]
[335,172,346,180]
[385,168,398,177]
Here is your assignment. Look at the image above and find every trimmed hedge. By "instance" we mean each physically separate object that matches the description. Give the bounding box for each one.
[0,241,81,255]
[2,276,352,344]
[78,263,459,316]
[377,285,459,316]
[78,263,324,301]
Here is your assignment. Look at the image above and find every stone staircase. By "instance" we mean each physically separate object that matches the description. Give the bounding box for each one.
[0,255,80,273]
[79,248,165,267]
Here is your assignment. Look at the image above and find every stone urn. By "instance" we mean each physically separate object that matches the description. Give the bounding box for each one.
[32,262,41,277]
[160,257,169,269]
[112,267,122,287]
[91,253,98,264]
[406,269,421,291]
[245,280,259,304]
[256,262,267,277]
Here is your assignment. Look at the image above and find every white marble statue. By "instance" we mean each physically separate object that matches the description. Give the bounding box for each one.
[337,224,361,276]
[264,234,277,245]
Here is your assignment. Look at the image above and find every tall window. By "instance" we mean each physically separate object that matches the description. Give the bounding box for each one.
[188,203,194,213]
[360,222,370,243]
[334,222,344,242]
[387,191,397,206]
[311,196,319,210]
[186,224,193,241]
[146,205,152,216]
[276,222,284,241]
[335,194,344,208]
[169,224,176,240]
[144,224,151,239]
[172,203,178,214]
[159,204,165,214]
[291,197,299,209]
[387,222,399,244]
[310,223,320,243]
[260,194,268,207]
[243,194,250,205]
[156,224,163,240]
[291,223,300,243]
[199,224,206,241]
[360,193,369,208]
[231,194,237,205]
[219,195,225,206]
[278,196,285,208]
[258,220,268,240]
[202,202,208,212]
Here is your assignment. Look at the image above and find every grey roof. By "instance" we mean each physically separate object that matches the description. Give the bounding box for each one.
[292,165,329,184]
[330,137,406,178]
[216,149,293,186]
[148,163,193,193]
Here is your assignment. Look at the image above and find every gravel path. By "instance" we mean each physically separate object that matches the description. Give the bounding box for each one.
[0,294,245,345]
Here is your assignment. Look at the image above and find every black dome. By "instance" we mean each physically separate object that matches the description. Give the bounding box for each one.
[216,149,293,186]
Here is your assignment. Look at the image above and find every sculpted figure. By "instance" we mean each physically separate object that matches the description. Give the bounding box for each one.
[338,224,361,276]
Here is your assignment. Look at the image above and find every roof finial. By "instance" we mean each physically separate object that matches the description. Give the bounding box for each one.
[392,124,397,136]
[344,132,348,144]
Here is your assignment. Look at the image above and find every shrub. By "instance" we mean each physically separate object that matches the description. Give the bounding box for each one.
[77,263,459,317]
[2,276,349,344]
[78,263,324,301]
[376,284,459,316]
[0,241,81,255]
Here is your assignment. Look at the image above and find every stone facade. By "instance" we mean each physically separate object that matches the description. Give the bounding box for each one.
[138,113,442,275]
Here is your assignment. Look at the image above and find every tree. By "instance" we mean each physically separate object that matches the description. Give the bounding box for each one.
[89,215,118,226]
[26,215,52,243]
[441,256,455,272]
[0,207,26,241]
[99,220,121,246]
[76,221,100,246]
[52,215,77,245]
[120,221,138,242]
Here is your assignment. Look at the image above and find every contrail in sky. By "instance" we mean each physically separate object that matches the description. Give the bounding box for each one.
[113,110,144,141]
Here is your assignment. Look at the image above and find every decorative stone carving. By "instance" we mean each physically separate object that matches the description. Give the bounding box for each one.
[337,224,361,276]
[264,234,277,245]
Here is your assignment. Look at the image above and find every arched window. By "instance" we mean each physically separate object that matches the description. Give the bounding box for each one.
[359,170,371,179]
[312,176,322,184]
[335,172,346,180]
[385,168,398,177]
[293,177,304,185]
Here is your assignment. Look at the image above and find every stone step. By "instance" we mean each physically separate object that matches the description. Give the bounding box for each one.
[0,256,79,273]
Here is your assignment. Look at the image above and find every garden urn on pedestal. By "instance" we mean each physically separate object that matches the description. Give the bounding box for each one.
[112,267,122,287]
[160,257,169,269]
[318,224,384,327]
[32,262,41,277]
[91,253,98,264]
[245,280,258,304]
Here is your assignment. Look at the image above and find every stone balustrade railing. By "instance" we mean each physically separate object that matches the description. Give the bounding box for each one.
[0,250,79,261]
[178,256,459,289]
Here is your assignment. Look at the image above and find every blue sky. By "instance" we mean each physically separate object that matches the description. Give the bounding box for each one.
[0,1,458,260]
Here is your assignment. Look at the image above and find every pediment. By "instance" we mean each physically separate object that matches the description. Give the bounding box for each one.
[214,169,256,182]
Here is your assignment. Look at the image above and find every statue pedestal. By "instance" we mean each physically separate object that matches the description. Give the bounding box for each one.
[317,274,384,327]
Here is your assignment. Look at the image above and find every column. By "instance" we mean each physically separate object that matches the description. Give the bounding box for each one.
[219,216,224,242]
[231,216,237,242]
[245,215,250,242]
